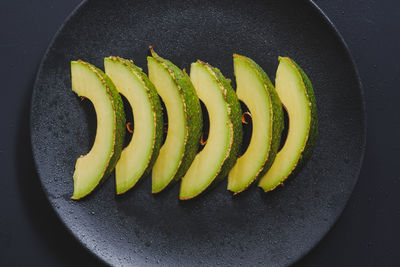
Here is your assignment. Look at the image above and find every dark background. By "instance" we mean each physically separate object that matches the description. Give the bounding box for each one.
[0,0,399,266]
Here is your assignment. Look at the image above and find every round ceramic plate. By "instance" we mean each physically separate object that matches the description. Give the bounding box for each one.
[31,0,366,266]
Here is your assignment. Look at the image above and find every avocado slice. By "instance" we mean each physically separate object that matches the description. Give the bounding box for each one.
[258,57,318,191]
[228,54,284,194]
[179,61,243,200]
[71,60,125,199]
[104,57,163,194]
[148,48,202,193]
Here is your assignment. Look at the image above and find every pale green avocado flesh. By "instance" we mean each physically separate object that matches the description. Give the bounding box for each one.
[258,57,318,191]
[104,57,163,194]
[228,55,283,194]
[71,60,125,199]
[180,61,242,200]
[148,49,202,194]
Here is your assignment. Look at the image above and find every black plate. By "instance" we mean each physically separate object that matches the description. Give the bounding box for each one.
[30,0,366,266]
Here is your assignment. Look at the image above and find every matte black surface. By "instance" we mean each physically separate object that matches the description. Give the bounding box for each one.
[2,0,399,266]
[29,0,365,266]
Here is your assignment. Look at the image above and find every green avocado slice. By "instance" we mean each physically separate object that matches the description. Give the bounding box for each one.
[180,60,243,200]
[228,54,284,194]
[71,60,125,199]
[258,57,318,191]
[104,57,163,194]
[148,48,202,194]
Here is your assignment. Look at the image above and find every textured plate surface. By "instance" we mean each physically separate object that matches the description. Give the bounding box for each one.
[30,0,365,266]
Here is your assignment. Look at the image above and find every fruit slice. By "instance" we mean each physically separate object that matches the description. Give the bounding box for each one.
[258,57,318,191]
[71,60,125,199]
[228,55,284,194]
[180,61,243,200]
[148,48,202,193]
[104,57,163,194]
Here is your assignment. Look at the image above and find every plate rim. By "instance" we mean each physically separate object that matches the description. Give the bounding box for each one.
[29,0,367,265]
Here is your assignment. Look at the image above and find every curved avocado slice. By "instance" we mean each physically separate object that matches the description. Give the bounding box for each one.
[104,57,163,194]
[71,60,125,199]
[148,48,202,194]
[258,57,318,191]
[180,61,243,200]
[228,54,284,194]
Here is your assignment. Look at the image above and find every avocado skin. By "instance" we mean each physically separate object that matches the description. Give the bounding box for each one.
[73,61,126,194]
[150,49,203,188]
[237,55,284,179]
[110,57,164,176]
[288,58,318,171]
